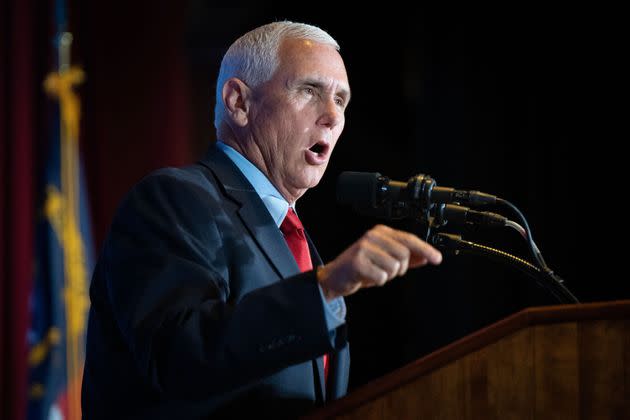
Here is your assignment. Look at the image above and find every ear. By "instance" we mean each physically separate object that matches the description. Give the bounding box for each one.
[222,78,252,128]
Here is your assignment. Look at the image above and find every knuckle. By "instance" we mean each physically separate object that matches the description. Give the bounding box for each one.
[355,244,367,261]
[374,224,388,233]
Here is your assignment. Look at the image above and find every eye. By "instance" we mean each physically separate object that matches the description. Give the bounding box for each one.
[335,97,345,107]
[303,87,315,95]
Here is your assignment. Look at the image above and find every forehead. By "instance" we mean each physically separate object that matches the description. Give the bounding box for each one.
[275,38,350,92]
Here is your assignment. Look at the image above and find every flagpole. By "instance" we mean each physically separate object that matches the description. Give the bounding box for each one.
[58,31,76,420]
[55,30,88,420]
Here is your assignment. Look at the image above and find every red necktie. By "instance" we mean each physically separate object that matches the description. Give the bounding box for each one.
[280,208,329,382]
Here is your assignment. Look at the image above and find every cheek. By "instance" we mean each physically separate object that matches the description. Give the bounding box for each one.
[330,121,345,149]
[337,117,346,134]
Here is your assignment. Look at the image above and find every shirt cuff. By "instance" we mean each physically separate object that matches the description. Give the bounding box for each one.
[318,283,346,331]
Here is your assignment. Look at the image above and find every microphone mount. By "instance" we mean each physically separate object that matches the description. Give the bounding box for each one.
[336,171,579,304]
[338,172,501,241]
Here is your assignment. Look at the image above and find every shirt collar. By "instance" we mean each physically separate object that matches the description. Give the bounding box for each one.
[216,141,291,227]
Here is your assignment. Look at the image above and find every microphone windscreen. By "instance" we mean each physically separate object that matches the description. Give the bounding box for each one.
[336,172,381,209]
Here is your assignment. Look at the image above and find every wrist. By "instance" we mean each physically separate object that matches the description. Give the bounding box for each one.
[316,265,337,302]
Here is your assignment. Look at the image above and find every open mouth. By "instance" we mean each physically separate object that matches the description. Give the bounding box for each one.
[305,140,330,165]
[309,143,326,154]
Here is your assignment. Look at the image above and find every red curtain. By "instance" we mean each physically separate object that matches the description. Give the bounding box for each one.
[79,2,194,247]
[1,1,194,418]
[0,0,36,418]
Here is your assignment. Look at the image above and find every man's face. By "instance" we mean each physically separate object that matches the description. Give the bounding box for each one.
[248,38,350,203]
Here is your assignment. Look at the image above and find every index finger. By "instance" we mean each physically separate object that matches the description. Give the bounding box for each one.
[386,227,443,265]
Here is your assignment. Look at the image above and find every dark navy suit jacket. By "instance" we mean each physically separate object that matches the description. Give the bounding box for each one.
[81,145,350,419]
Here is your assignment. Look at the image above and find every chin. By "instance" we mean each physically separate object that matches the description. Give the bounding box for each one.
[307,168,328,186]
[290,161,328,190]
[295,173,323,192]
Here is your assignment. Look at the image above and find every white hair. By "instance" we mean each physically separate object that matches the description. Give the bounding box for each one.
[213,21,340,136]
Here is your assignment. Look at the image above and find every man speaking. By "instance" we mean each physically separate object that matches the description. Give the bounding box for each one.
[81,21,442,419]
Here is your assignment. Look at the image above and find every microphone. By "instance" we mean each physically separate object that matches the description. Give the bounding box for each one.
[336,172,426,219]
[336,171,498,220]
[434,204,507,227]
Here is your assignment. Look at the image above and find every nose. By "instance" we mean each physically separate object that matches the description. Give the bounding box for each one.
[317,97,343,130]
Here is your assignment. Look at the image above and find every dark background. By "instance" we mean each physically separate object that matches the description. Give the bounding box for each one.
[70,4,621,390]
[3,3,625,418]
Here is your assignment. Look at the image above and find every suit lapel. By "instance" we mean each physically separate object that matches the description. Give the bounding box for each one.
[198,145,300,279]
[200,145,335,401]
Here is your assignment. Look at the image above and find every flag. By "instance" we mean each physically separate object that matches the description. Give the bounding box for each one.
[27,27,94,420]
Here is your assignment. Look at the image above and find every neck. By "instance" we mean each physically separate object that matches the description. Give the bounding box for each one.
[219,136,304,205]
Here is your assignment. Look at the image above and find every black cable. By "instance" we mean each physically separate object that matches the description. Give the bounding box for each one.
[495,198,578,303]
[495,198,547,268]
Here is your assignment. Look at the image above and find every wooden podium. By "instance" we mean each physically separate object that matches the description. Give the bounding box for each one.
[303,300,630,419]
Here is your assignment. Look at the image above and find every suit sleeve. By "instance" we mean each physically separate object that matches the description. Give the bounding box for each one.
[100,171,347,399]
